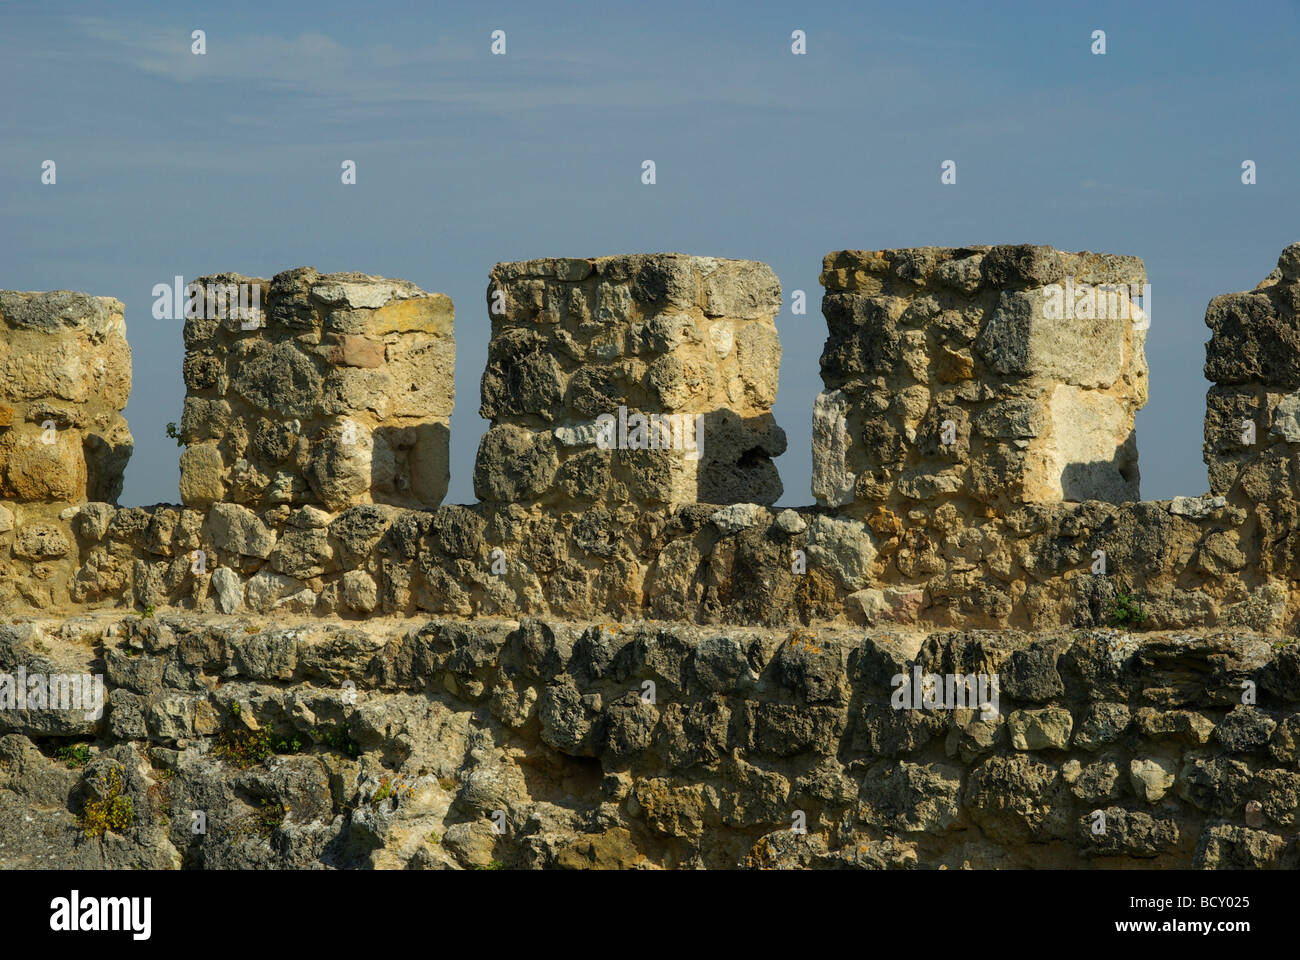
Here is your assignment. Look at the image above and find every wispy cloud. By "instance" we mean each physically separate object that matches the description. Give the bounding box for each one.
[56,14,924,118]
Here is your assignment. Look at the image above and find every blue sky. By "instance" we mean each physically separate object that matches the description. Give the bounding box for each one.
[3,0,1299,506]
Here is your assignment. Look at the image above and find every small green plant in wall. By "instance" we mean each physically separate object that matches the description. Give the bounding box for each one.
[213,728,272,769]
[313,722,360,758]
[1109,587,1147,629]
[253,799,288,839]
[57,744,93,768]
[272,733,303,754]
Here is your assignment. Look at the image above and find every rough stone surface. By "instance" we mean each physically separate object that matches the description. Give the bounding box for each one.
[1205,245,1300,505]
[0,290,133,505]
[7,246,1300,871]
[7,248,1299,637]
[0,615,1294,870]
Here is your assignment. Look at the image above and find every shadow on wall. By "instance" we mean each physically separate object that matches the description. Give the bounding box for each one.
[85,434,133,504]
[696,408,787,506]
[371,422,450,509]
[550,406,789,508]
[1060,427,1140,503]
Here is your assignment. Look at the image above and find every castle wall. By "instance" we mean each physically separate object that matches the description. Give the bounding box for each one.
[2,613,1296,869]
[0,247,1297,634]
[4,249,1300,872]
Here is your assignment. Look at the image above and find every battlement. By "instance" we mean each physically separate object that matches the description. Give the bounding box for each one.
[475,254,785,508]
[814,246,1148,512]
[178,269,454,512]
[0,291,132,506]
[1,244,1299,633]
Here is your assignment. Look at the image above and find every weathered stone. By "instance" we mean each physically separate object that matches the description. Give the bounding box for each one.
[0,290,132,506]
[1169,494,1226,518]
[1133,708,1215,745]
[210,566,244,614]
[710,503,765,535]
[478,254,784,508]
[818,246,1146,512]
[806,515,877,591]
[1195,824,1287,869]
[979,288,1125,387]
[774,509,807,535]
[12,523,70,559]
[245,570,308,613]
[179,443,226,508]
[340,570,378,613]
[1129,755,1177,802]
[1007,707,1073,751]
[812,390,855,508]
[1080,807,1179,858]
[1074,702,1130,751]
[858,761,965,834]
[207,503,276,558]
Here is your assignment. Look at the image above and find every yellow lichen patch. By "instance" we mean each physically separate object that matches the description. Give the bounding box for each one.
[367,294,454,336]
[372,775,416,804]
[786,629,823,653]
[80,767,134,839]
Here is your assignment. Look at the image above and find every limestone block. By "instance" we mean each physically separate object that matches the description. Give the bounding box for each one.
[178,269,453,513]
[975,288,1126,388]
[206,502,276,559]
[812,390,855,507]
[1040,386,1139,503]
[0,290,133,504]
[476,254,785,507]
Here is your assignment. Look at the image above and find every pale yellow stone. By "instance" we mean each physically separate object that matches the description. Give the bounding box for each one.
[367,295,454,336]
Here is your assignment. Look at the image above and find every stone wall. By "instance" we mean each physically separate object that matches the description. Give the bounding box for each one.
[4,248,1300,872]
[2,614,1297,869]
[0,247,1299,634]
